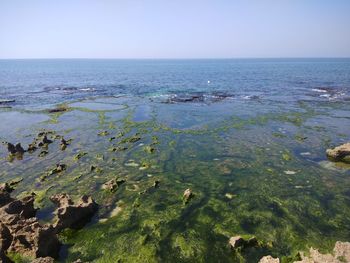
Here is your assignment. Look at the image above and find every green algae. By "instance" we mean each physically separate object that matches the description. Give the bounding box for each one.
[1,97,350,263]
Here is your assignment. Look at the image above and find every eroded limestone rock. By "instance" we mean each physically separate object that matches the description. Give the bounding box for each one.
[259,255,280,263]
[229,236,259,250]
[0,191,60,260]
[102,178,126,192]
[295,241,350,263]
[326,143,350,163]
[183,188,194,204]
[50,194,98,231]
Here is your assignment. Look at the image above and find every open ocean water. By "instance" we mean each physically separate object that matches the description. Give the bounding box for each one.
[0,59,350,262]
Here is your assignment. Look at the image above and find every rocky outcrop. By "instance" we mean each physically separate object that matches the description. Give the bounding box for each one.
[0,223,12,262]
[47,106,68,113]
[50,194,98,231]
[163,92,234,104]
[259,255,280,263]
[294,241,350,263]
[257,241,350,263]
[3,142,25,156]
[229,236,259,250]
[102,178,125,192]
[183,188,194,204]
[326,143,350,163]
[0,184,14,207]
[0,99,15,104]
[0,188,60,260]
[1,185,98,261]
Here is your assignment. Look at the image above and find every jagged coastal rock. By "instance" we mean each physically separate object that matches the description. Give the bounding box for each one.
[294,241,350,263]
[326,142,350,163]
[229,236,259,250]
[0,183,98,261]
[0,186,60,260]
[50,193,98,231]
[102,178,126,192]
[183,188,193,204]
[257,241,350,263]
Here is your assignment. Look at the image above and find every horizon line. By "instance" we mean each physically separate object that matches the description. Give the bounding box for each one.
[0,57,350,60]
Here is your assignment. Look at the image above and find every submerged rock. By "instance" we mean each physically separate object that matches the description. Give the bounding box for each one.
[60,138,70,150]
[120,134,141,144]
[42,135,53,145]
[48,164,67,175]
[163,92,234,104]
[28,143,38,152]
[259,255,280,263]
[0,99,15,104]
[109,146,128,152]
[74,151,87,161]
[183,188,194,204]
[39,150,48,157]
[4,142,24,156]
[98,130,109,136]
[90,165,103,173]
[50,194,98,231]
[326,143,350,163]
[6,143,16,155]
[47,106,68,113]
[14,143,25,154]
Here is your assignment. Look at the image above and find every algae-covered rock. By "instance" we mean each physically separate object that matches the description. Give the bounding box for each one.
[98,130,109,136]
[102,178,126,192]
[50,194,98,231]
[120,134,141,144]
[4,142,25,156]
[144,145,156,154]
[42,135,53,145]
[109,146,128,152]
[153,180,160,188]
[39,150,48,157]
[48,106,68,113]
[60,138,70,150]
[28,143,38,152]
[74,151,87,161]
[48,164,67,175]
[14,143,25,154]
[6,142,17,154]
[90,165,103,173]
[229,236,246,249]
[326,143,350,163]
[229,236,259,250]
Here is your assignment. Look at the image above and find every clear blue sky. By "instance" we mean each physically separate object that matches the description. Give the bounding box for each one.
[0,0,349,58]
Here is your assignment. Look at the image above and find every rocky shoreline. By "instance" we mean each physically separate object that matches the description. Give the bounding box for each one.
[0,183,97,262]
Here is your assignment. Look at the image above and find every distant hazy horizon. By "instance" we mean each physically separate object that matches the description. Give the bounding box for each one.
[1,0,350,59]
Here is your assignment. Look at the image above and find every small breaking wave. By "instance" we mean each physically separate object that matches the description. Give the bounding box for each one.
[310,87,349,101]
